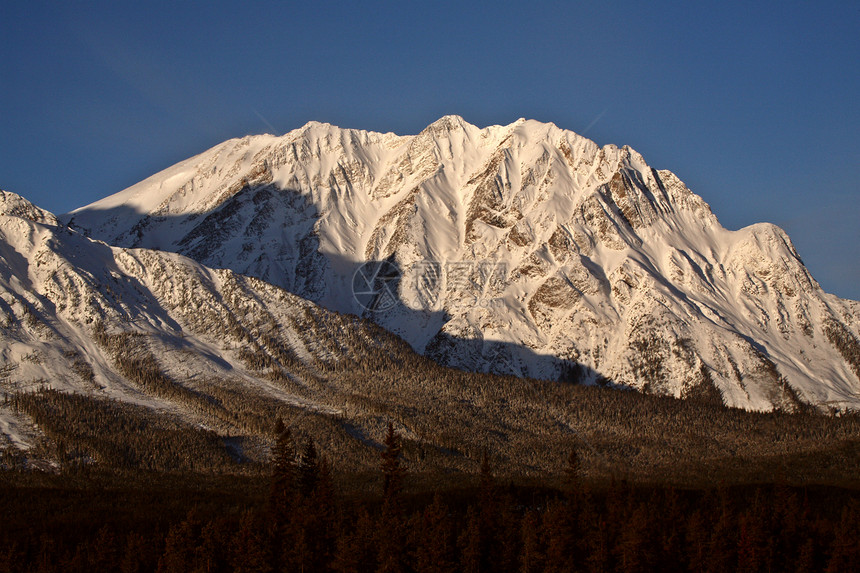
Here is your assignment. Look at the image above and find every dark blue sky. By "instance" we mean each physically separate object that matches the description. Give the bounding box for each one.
[1,0,858,299]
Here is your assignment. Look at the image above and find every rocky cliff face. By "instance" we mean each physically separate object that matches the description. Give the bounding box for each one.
[66,117,860,411]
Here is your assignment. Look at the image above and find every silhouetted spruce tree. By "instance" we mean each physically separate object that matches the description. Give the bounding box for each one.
[196,518,231,573]
[707,489,737,573]
[268,418,296,528]
[546,496,583,572]
[563,447,581,498]
[309,456,338,571]
[794,538,817,573]
[377,422,407,573]
[456,454,509,573]
[583,507,610,573]
[458,505,484,573]
[684,509,710,572]
[298,438,320,498]
[120,531,153,573]
[283,439,336,573]
[380,422,404,500]
[494,491,521,573]
[332,508,378,573]
[411,493,457,573]
[88,524,120,573]
[773,484,803,571]
[736,490,774,573]
[520,510,544,573]
[655,488,685,572]
[230,511,272,573]
[825,501,860,573]
[157,515,198,573]
[613,503,653,573]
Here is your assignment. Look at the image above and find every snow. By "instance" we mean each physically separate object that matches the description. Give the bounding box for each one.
[36,116,860,412]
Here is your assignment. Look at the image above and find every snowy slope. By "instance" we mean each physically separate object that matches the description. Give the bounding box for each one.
[0,190,416,451]
[66,117,860,411]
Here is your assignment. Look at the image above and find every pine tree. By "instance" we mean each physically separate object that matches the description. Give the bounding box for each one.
[298,438,320,498]
[230,511,272,573]
[381,422,404,500]
[88,524,120,572]
[268,418,296,527]
[120,532,151,573]
[613,503,652,573]
[458,505,484,573]
[520,510,544,573]
[309,456,338,571]
[377,500,407,573]
[825,502,860,573]
[332,508,378,573]
[377,422,407,573]
[708,489,737,573]
[196,519,230,573]
[542,499,575,573]
[495,492,522,573]
[412,493,457,573]
[563,447,580,498]
[684,509,710,573]
[157,517,197,573]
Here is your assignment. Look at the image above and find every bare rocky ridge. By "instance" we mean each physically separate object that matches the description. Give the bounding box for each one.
[64,117,860,411]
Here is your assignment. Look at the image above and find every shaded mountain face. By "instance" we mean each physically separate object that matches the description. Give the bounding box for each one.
[66,117,860,411]
[0,190,411,456]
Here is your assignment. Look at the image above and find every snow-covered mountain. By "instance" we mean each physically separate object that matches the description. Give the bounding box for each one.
[65,117,860,411]
[0,189,423,455]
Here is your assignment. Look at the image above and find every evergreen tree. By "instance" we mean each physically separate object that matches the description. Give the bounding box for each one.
[157,517,197,573]
[120,532,152,573]
[794,538,817,573]
[298,438,320,498]
[88,524,120,573]
[230,511,272,573]
[684,509,710,573]
[563,447,580,498]
[196,519,230,573]
[268,418,296,527]
[309,456,338,571]
[332,508,378,573]
[825,502,860,573]
[377,501,407,573]
[377,422,407,573]
[458,505,484,573]
[495,492,522,573]
[412,493,457,573]
[613,503,652,573]
[542,499,575,573]
[381,422,404,500]
[520,510,544,573]
[707,490,737,573]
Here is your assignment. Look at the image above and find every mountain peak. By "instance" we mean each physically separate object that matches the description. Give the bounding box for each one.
[64,118,860,412]
[420,114,473,136]
[0,189,58,226]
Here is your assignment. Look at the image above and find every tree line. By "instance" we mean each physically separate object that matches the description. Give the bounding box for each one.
[1,420,858,572]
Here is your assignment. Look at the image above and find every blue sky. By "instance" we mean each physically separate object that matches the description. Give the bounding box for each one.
[1,0,858,299]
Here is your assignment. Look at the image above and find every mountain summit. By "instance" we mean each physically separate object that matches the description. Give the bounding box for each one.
[66,117,860,411]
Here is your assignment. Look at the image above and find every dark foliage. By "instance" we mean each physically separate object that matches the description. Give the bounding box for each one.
[13,389,235,472]
[1,453,858,573]
[825,318,860,383]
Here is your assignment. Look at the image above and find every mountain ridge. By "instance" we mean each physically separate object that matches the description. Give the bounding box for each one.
[3,187,860,480]
[64,117,860,411]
